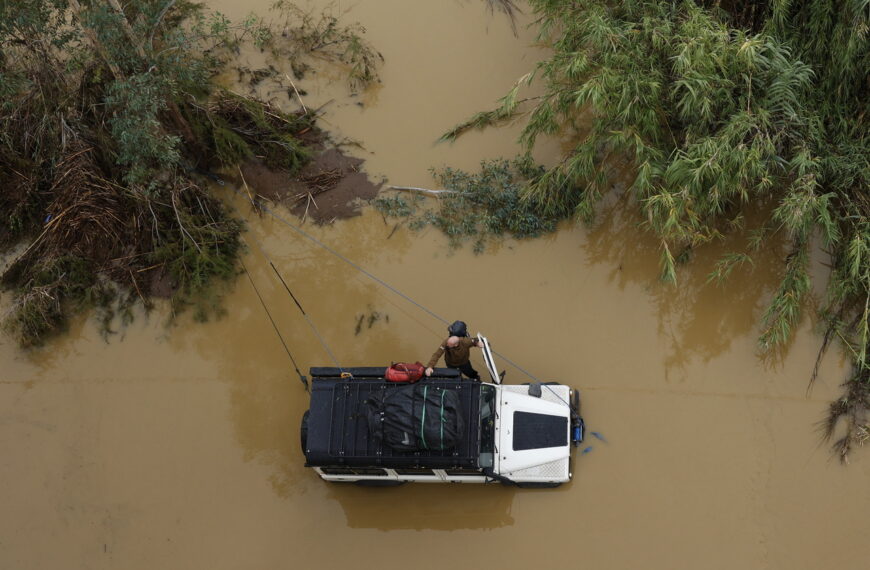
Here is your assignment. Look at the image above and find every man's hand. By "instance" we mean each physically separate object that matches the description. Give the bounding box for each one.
[425,367,434,377]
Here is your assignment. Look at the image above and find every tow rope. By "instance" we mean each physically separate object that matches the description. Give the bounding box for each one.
[243,235,349,378]
[240,257,308,391]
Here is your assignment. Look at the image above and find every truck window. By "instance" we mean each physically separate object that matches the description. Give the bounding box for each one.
[479,385,496,468]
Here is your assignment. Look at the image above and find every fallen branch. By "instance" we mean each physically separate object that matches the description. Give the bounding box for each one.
[237,166,263,216]
[387,185,462,196]
[171,191,203,253]
[284,73,308,114]
[302,192,317,224]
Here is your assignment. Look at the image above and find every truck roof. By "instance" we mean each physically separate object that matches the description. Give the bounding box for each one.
[304,368,483,470]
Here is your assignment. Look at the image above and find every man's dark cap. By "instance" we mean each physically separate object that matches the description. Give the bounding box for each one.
[448,320,468,337]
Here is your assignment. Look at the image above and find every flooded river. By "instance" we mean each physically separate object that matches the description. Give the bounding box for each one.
[1,2,868,569]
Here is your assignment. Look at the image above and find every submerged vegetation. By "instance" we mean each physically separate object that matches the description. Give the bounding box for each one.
[241,0,383,92]
[0,0,381,346]
[375,157,558,253]
[438,1,869,457]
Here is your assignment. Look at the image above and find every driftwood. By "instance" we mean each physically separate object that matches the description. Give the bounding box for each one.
[387,185,462,196]
[284,74,308,114]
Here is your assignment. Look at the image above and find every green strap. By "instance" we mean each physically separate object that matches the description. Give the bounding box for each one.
[440,390,446,450]
[420,386,428,449]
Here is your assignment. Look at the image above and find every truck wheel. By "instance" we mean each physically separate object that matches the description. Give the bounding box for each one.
[300,410,309,453]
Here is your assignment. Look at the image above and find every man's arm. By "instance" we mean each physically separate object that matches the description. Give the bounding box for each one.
[425,345,445,376]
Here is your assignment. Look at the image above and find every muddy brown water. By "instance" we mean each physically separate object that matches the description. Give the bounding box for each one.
[2,2,869,569]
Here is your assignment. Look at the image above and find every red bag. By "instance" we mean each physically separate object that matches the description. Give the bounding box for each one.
[385,361,425,383]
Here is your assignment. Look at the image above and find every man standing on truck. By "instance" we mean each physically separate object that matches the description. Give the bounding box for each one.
[425,320,481,380]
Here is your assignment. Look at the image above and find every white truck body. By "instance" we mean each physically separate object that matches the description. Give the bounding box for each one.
[303,335,583,487]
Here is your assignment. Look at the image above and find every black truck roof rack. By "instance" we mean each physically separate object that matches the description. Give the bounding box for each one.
[304,375,481,470]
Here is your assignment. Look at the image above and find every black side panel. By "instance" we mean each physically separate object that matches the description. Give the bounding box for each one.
[512,411,568,451]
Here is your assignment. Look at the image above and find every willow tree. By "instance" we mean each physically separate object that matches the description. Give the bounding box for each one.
[444,0,869,457]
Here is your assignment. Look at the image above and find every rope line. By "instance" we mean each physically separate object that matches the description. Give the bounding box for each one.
[240,258,308,391]
[270,261,305,314]
[268,259,344,372]
[243,235,345,372]
[228,185,543,383]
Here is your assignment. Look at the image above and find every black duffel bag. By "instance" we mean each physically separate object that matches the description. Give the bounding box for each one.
[365,383,465,451]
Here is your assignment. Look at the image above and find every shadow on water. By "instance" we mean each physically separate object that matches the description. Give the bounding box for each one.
[582,191,795,381]
[326,483,517,530]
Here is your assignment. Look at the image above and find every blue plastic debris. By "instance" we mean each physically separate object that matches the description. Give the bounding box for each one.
[44,214,52,223]
[591,431,608,443]
[581,446,594,455]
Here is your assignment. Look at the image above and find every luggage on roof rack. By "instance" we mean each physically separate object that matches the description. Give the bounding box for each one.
[364,383,465,451]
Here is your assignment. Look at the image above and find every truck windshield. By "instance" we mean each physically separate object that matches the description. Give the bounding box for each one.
[479,385,496,468]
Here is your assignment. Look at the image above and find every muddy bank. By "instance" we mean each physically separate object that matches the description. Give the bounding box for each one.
[236,146,382,223]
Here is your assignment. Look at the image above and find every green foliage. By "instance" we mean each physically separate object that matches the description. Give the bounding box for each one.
[485,1,522,34]
[212,124,254,165]
[147,188,244,319]
[439,74,533,143]
[106,73,181,188]
[707,252,754,285]
[0,1,340,345]
[372,195,421,218]
[1,255,110,347]
[195,89,313,172]
[376,157,562,253]
[255,1,384,92]
[443,0,869,454]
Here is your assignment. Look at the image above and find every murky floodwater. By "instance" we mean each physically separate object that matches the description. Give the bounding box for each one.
[2,2,869,569]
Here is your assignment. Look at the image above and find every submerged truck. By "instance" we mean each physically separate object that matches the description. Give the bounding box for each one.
[301,336,585,487]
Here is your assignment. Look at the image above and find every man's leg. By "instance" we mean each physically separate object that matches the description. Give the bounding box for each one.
[456,362,480,381]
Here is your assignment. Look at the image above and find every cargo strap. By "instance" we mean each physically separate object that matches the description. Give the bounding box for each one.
[440,389,446,450]
[418,386,449,451]
[420,386,428,450]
